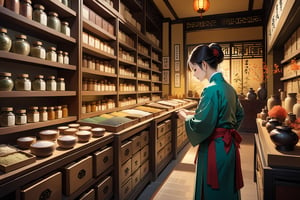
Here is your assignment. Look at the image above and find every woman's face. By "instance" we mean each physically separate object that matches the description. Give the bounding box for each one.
[189,62,206,81]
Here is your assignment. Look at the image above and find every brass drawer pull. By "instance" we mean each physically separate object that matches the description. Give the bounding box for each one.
[103,156,109,163]
[78,169,86,179]
[39,188,52,200]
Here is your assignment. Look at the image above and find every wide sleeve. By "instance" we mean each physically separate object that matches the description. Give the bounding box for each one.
[185,88,219,146]
[233,97,244,130]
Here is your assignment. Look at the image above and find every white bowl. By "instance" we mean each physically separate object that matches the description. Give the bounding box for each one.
[76,130,92,142]
[57,135,77,149]
[39,130,59,141]
[30,140,55,157]
[17,136,36,149]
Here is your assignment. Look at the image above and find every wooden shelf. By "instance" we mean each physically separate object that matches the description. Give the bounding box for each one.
[0,116,77,135]
[280,73,300,81]
[0,91,76,97]
[281,49,300,65]
[82,68,117,77]
[0,7,77,44]
[119,58,136,66]
[82,44,116,60]
[0,51,77,70]
[83,19,116,41]
[81,91,117,96]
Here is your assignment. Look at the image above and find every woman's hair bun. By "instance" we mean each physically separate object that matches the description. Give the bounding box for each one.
[209,43,224,64]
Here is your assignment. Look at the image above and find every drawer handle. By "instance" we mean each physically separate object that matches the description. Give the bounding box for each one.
[39,188,52,200]
[125,167,130,175]
[78,169,86,179]
[125,149,130,156]
[103,185,109,194]
[125,186,129,193]
[103,156,109,163]
[137,141,141,147]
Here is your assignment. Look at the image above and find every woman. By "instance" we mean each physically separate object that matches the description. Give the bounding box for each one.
[177,43,244,200]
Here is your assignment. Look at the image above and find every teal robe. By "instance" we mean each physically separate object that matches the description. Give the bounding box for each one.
[185,72,244,200]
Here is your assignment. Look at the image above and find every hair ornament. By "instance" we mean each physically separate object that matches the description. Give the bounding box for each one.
[212,48,219,57]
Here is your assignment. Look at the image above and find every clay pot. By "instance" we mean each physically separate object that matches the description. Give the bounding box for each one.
[267,95,281,111]
[247,88,257,100]
[284,93,297,113]
[30,140,55,157]
[270,126,299,151]
[257,82,267,100]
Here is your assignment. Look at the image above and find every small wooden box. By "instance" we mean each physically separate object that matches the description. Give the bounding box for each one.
[63,156,93,195]
[89,9,96,23]
[131,135,141,154]
[120,158,132,184]
[82,32,89,44]
[131,151,141,173]
[120,141,132,164]
[82,5,89,20]
[96,176,113,200]
[164,119,172,133]
[95,15,103,27]
[0,151,36,173]
[78,189,95,200]
[140,145,149,163]
[93,146,113,177]
[21,172,62,200]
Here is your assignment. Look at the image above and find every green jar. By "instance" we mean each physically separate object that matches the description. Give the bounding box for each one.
[12,34,30,56]
[32,4,47,25]
[15,73,31,91]
[30,41,46,59]
[0,72,14,91]
[0,28,12,51]
[46,76,56,91]
[32,75,46,91]
[47,12,61,32]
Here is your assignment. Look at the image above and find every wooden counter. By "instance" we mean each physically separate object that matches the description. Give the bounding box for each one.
[254,119,300,200]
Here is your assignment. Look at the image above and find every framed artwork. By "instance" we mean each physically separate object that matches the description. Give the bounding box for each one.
[175,73,180,88]
[163,57,169,69]
[175,61,180,72]
[174,44,180,61]
[162,70,170,84]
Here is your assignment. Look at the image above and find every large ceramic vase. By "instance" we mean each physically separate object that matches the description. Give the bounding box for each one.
[270,126,299,151]
[267,95,281,111]
[293,100,300,118]
[284,93,297,113]
[257,82,267,100]
[247,88,257,100]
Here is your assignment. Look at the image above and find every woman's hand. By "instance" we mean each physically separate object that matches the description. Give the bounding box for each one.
[177,110,187,120]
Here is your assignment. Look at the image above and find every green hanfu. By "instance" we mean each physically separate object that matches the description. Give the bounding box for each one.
[185,72,244,200]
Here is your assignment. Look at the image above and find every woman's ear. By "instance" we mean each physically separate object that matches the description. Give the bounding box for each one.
[202,61,208,72]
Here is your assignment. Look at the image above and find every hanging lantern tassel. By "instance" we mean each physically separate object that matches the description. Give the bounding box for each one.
[193,0,210,18]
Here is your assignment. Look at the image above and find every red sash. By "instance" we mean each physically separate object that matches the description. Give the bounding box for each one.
[195,128,244,190]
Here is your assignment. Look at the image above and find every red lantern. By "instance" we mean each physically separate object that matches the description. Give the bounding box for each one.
[193,0,210,16]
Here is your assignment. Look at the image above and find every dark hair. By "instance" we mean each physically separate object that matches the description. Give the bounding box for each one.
[188,43,224,70]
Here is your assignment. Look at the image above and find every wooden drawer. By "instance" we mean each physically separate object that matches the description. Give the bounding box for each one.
[121,141,132,164]
[165,131,172,142]
[21,172,62,200]
[157,135,166,152]
[140,130,149,148]
[131,135,142,154]
[164,119,171,133]
[140,160,149,179]
[96,176,113,200]
[157,123,166,138]
[120,158,132,184]
[140,145,149,163]
[131,168,141,189]
[177,126,184,137]
[157,148,164,164]
[63,156,93,195]
[78,189,95,200]
[132,151,141,173]
[93,146,113,177]
[165,142,172,156]
[120,178,132,200]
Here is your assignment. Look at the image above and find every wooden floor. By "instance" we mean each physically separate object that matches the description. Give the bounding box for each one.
[138,133,258,200]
